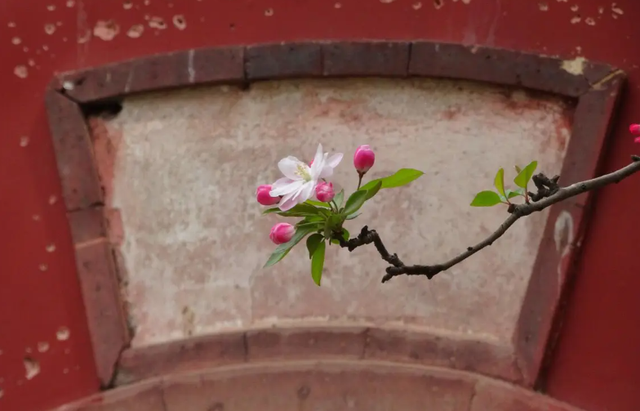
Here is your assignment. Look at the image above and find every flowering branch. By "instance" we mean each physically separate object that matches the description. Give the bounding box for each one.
[258,125,640,287]
[336,155,640,283]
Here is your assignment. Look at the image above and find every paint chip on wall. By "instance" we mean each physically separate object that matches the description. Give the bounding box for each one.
[23,358,40,380]
[94,20,120,41]
[56,327,70,341]
[14,65,28,79]
[172,15,186,30]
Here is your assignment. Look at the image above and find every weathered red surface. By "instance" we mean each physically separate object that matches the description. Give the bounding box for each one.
[1,1,640,411]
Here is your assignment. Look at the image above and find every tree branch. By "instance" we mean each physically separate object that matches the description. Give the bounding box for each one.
[336,155,640,283]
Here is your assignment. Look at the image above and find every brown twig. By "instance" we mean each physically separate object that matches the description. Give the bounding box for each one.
[336,155,640,283]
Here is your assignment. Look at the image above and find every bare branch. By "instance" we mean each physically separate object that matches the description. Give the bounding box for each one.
[336,155,640,283]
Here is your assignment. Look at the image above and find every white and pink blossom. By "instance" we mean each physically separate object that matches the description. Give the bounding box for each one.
[269,144,343,211]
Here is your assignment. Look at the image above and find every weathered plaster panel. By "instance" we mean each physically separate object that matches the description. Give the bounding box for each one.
[94,78,572,348]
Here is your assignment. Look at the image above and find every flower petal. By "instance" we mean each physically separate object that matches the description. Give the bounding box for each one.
[319,167,332,179]
[309,144,325,178]
[270,178,303,197]
[278,156,303,180]
[296,181,316,203]
[325,152,343,168]
[278,189,301,211]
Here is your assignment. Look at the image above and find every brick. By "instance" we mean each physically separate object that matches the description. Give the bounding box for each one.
[163,362,475,411]
[470,379,585,411]
[75,239,129,387]
[409,42,590,97]
[323,41,410,76]
[56,381,165,411]
[67,207,107,245]
[45,89,103,211]
[364,328,521,382]
[192,46,245,84]
[245,43,322,79]
[116,332,246,384]
[246,326,366,361]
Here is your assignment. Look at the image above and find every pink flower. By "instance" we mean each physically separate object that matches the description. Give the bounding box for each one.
[256,184,281,206]
[630,124,640,143]
[269,223,295,245]
[270,143,343,211]
[315,182,335,202]
[353,145,375,174]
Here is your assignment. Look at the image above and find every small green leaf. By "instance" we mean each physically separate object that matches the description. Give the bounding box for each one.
[334,190,345,208]
[264,225,316,268]
[470,190,503,207]
[306,234,324,259]
[345,213,360,220]
[262,207,281,215]
[364,180,383,201]
[514,161,538,189]
[494,168,505,198]
[330,228,350,245]
[515,165,522,174]
[311,240,326,286]
[304,200,331,209]
[359,168,424,191]
[506,188,524,199]
[343,190,368,216]
[277,203,325,217]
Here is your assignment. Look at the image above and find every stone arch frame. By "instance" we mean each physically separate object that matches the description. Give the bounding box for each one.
[44,40,625,388]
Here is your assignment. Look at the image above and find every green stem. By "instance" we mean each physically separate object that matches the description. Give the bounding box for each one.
[357,173,363,190]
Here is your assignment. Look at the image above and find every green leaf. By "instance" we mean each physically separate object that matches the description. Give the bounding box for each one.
[306,234,324,259]
[305,200,331,209]
[364,180,383,201]
[514,161,538,189]
[334,190,345,208]
[277,203,325,217]
[331,228,350,245]
[343,190,368,216]
[359,168,424,191]
[262,207,281,215]
[494,168,505,198]
[506,188,524,199]
[263,225,316,268]
[345,213,360,220]
[515,165,522,174]
[470,190,503,207]
[311,241,326,286]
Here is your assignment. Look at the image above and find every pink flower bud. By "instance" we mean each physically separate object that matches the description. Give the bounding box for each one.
[353,145,375,174]
[269,222,295,245]
[630,124,640,135]
[256,184,281,206]
[315,182,335,202]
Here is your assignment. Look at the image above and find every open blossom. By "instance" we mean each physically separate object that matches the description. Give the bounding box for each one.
[269,222,295,245]
[269,144,343,211]
[630,124,640,143]
[315,182,335,203]
[256,184,281,206]
[353,145,375,174]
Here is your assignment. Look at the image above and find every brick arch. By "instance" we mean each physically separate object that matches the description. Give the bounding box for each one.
[44,40,624,389]
[55,360,587,411]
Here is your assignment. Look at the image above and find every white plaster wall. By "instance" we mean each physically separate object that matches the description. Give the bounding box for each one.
[97,78,572,348]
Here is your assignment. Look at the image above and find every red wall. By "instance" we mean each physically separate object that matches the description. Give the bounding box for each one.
[1,1,639,410]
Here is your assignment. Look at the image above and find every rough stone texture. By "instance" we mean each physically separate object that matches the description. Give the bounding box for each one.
[51,361,588,411]
[90,77,573,352]
[74,239,130,386]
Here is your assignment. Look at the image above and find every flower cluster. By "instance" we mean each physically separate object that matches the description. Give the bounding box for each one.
[256,144,423,285]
